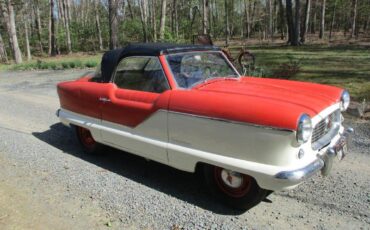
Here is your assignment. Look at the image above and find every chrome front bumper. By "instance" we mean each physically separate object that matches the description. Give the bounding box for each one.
[275,127,354,182]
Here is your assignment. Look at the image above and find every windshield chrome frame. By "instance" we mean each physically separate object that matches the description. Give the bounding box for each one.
[164,50,241,89]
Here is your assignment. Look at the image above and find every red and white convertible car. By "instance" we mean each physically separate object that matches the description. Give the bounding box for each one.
[57,43,353,209]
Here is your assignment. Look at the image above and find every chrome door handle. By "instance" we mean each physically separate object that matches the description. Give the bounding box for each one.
[99,97,111,102]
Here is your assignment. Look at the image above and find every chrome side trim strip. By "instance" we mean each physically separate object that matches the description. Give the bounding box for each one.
[167,110,294,132]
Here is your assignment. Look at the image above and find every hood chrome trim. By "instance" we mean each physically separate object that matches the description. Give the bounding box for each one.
[168,110,294,132]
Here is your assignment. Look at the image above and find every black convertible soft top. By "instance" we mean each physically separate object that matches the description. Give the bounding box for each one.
[100,43,220,83]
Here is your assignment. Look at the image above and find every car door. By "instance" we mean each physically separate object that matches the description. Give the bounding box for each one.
[100,56,171,163]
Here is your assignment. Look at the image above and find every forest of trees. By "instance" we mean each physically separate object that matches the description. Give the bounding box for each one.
[0,0,369,64]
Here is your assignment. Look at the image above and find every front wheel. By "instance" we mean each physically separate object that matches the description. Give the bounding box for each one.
[203,165,268,210]
[75,126,104,154]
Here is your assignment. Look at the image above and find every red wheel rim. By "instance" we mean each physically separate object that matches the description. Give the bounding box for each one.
[77,127,96,149]
[214,167,252,198]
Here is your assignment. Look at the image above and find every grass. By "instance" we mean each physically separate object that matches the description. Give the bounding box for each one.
[1,45,369,100]
[230,44,370,101]
[0,53,101,71]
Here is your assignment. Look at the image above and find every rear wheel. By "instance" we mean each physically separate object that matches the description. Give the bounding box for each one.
[75,126,104,154]
[204,164,268,210]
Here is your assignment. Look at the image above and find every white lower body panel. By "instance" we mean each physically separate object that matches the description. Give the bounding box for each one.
[58,108,337,191]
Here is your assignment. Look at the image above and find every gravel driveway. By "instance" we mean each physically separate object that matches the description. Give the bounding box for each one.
[0,70,369,229]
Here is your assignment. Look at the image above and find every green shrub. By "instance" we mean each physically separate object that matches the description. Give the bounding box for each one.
[61,62,70,69]
[69,62,76,68]
[39,62,49,69]
[273,55,303,79]
[84,61,97,68]
[49,62,57,70]
[74,60,83,68]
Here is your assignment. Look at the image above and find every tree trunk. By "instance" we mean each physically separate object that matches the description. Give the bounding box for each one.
[278,0,285,40]
[152,0,157,41]
[319,0,326,39]
[58,0,65,26]
[49,0,57,56]
[65,0,71,22]
[244,0,250,38]
[34,0,44,54]
[364,14,370,33]
[311,0,317,33]
[329,0,337,40]
[229,0,234,37]
[202,0,209,35]
[273,0,277,36]
[62,0,72,53]
[267,0,273,40]
[350,0,358,38]
[94,0,103,50]
[48,2,51,55]
[170,0,173,34]
[292,0,300,45]
[108,0,118,49]
[139,0,149,42]
[250,0,257,34]
[286,0,294,44]
[23,11,31,61]
[0,0,23,63]
[127,0,134,20]
[214,0,219,38]
[301,0,311,43]
[224,0,229,45]
[0,31,8,63]
[159,0,166,40]
[174,0,178,38]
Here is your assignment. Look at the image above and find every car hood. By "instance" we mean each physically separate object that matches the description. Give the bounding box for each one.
[194,77,342,115]
[169,77,343,130]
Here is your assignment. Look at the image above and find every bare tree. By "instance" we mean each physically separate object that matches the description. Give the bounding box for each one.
[225,0,229,45]
[286,0,294,44]
[139,0,149,42]
[49,0,57,56]
[173,0,178,38]
[108,0,118,49]
[301,0,311,43]
[94,0,103,50]
[319,0,326,39]
[292,0,300,45]
[329,0,337,39]
[151,0,157,41]
[202,0,209,34]
[0,31,8,63]
[266,0,273,40]
[350,0,358,38]
[0,0,22,63]
[33,0,44,54]
[159,0,166,40]
[22,6,31,60]
[244,0,250,38]
[127,0,134,19]
[62,0,72,53]
[278,0,285,39]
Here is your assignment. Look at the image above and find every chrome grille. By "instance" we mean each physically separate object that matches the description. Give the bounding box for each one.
[311,110,340,150]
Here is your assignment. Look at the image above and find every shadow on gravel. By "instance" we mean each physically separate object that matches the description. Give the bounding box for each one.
[32,123,260,215]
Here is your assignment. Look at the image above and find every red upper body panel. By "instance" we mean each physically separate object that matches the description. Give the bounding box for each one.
[57,70,343,131]
[168,77,342,130]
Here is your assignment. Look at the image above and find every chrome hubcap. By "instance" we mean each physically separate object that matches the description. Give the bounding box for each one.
[220,169,243,188]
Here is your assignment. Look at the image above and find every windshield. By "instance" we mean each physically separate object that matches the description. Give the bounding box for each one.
[166,51,239,88]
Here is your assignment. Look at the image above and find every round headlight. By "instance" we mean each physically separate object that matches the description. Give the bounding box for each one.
[297,114,312,144]
[340,90,350,111]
